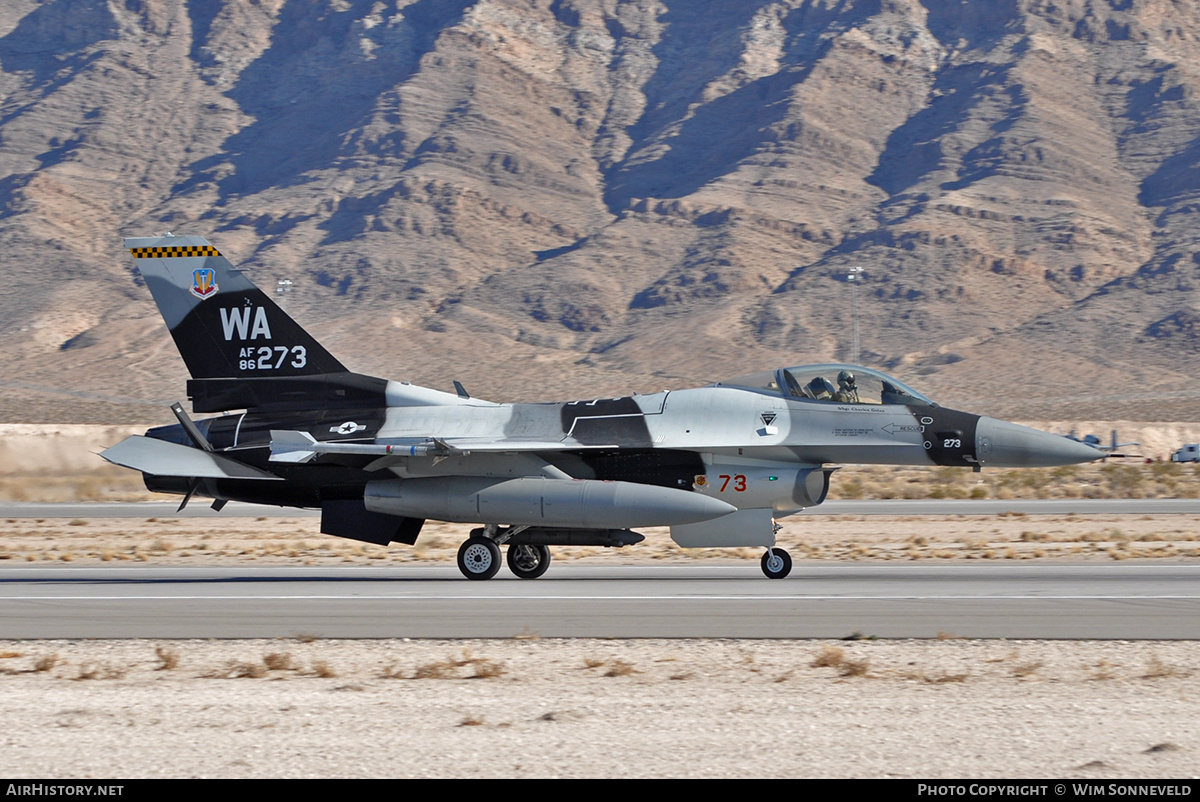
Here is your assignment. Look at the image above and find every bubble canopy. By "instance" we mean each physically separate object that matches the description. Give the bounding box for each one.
[716,364,935,407]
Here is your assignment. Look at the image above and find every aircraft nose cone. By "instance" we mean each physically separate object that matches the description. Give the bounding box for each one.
[976,417,1105,468]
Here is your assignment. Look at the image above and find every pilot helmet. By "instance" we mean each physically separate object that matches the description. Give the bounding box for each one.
[837,370,856,390]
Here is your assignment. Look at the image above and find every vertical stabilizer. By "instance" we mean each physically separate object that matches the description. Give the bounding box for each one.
[126,235,346,380]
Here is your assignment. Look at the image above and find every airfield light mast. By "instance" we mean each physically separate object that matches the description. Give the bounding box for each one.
[847,266,863,365]
[276,278,292,309]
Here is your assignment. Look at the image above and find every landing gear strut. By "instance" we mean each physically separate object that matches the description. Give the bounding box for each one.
[507,544,552,579]
[761,547,792,579]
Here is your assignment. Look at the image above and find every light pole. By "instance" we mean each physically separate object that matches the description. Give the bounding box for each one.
[847,266,863,365]
[276,278,292,309]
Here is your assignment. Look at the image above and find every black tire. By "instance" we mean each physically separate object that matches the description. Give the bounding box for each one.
[506,544,552,579]
[761,548,792,579]
[457,536,501,580]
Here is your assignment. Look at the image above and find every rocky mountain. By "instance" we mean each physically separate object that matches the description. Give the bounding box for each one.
[3,0,1200,423]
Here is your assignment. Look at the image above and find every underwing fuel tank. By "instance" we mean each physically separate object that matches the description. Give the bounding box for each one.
[364,477,737,528]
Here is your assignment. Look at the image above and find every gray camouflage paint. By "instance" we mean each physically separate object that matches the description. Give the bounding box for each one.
[106,236,1105,550]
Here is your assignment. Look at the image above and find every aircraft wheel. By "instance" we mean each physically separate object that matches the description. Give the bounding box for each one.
[457,537,501,580]
[507,544,551,579]
[761,548,792,579]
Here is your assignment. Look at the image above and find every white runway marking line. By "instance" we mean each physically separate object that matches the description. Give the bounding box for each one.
[2,594,1199,601]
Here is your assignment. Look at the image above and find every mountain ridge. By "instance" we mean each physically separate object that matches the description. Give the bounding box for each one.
[2,0,1200,423]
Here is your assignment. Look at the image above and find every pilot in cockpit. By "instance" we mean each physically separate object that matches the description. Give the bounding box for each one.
[832,370,859,403]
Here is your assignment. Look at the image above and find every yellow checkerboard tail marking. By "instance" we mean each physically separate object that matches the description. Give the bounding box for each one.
[129,245,221,258]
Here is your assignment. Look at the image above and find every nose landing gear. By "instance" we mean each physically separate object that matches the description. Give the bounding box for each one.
[760,547,792,579]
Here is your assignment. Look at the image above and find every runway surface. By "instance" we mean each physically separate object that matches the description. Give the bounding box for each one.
[8,498,1200,517]
[1,563,1197,639]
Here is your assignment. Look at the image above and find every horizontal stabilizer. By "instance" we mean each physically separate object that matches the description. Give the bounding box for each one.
[100,436,283,480]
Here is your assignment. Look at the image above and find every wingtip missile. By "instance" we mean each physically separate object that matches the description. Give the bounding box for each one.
[268,432,455,463]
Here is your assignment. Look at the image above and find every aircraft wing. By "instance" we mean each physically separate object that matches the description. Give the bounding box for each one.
[101,436,283,480]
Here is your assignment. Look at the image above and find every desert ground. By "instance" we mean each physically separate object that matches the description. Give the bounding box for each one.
[0,638,1196,779]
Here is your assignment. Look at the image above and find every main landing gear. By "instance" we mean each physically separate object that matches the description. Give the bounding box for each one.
[457,535,501,581]
[456,526,552,581]
[506,544,552,579]
[760,547,792,579]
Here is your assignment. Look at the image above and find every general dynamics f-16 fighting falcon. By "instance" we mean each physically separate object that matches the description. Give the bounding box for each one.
[101,235,1104,580]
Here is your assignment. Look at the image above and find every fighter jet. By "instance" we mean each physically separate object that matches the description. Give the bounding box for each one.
[101,235,1105,579]
[1063,429,1141,460]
